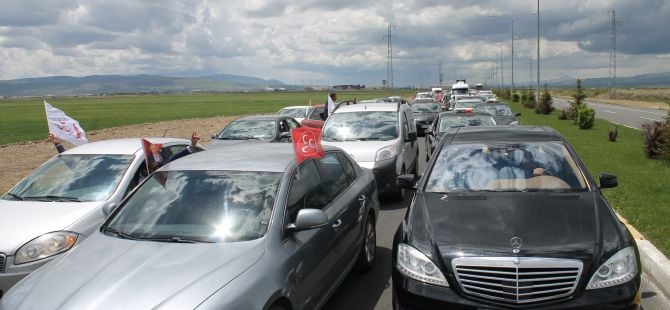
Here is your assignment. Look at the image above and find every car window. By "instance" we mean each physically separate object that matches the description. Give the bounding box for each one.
[318,153,351,200]
[8,154,134,202]
[338,153,356,182]
[287,118,300,129]
[322,111,398,141]
[218,119,277,140]
[307,107,325,120]
[107,170,281,242]
[425,142,588,193]
[162,144,188,158]
[286,160,328,223]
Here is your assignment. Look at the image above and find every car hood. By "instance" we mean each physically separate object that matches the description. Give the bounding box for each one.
[408,192,597,262]
[0,199,101,252]
[3,232,265,310]
[321,140,395,163]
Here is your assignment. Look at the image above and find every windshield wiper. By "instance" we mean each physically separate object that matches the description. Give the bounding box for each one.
[356,137,382,141]
[23,195,83,202]
[135,236,214,243]
[3,193,23,200]
[101,227,137,240]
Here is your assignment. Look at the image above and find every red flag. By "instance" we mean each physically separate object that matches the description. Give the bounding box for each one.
[291,127,325,164]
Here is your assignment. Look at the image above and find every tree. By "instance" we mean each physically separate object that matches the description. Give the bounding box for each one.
[567,79,586,122]
[535,84,553,114]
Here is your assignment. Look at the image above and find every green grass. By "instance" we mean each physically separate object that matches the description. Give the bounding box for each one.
[510,101,670,256]
[0,90,410,145]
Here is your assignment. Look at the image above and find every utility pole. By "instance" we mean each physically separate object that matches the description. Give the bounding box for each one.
[529,58,533,92]
[383,24,397,89]
[536,0,540,104]
[438,60,443,86]
[500,41,504,89]
[607,10,621,99]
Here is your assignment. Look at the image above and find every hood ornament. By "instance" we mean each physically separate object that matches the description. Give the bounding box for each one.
[510,237,523,254]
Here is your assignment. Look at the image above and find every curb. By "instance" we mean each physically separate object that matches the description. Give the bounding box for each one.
[638,240,670,300]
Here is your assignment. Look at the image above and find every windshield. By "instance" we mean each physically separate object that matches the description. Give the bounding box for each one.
[438,114,496,131]
[452,88,469,95]
[7,154,133,202]
[322,111,398,141]
[307,107,325,120]
[476,105,513,116]
[218,119,276,140]
[454,101,481,110]
[425,142,588,193]
[278,107,306,118]
[412,103,441,113]
[105,170,281,243]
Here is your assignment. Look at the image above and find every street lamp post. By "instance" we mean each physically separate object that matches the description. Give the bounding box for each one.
[489,11,536,99]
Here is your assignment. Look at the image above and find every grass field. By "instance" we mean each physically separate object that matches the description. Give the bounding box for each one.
[509,101,670,256]
[0,90,411,145]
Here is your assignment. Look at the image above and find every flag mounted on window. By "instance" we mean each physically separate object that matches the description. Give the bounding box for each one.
[141,138,164,171]
[291,127,325,164]
[44,100,88,145]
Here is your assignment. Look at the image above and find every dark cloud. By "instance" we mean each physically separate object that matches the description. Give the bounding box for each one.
[0,0,78,27]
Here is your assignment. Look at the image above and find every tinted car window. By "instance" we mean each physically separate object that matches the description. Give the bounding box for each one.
[107,170,281,242]
[425,142,587,192]
[278,107,306,118]
[218,119,277,140]
[338,153,356,182]
[8,154,134,202]
[438,115,497,131]
[286,160,328,222]
[319,153,350,200]
[412,103,441,112]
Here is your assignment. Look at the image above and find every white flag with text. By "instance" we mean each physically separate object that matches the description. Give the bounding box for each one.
[44,100,88,145]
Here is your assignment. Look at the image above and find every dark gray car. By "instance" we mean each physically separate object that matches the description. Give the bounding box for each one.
[1,143,379,310]
[411,101,442,137]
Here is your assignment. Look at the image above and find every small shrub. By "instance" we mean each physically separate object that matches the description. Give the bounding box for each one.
[512,93,520,102]
[642,121,666,158]
[576,106,595,129]
[558,109,568,120]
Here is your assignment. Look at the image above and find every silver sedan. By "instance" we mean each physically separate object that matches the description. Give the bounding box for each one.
[1,143,379,310]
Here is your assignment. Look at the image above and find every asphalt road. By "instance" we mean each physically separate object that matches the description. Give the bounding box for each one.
[553,97,667,130]
[323,139,670,310]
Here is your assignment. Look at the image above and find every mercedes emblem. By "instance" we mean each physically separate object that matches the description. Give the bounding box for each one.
[510,237,523,250]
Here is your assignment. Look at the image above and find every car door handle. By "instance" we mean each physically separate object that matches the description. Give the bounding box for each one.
[332,219,342,228]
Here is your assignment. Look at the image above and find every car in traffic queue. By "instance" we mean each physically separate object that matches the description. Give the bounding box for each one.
[392,126,641,309]
[300,104,326,129]
[0,138,202,297]
[0,143,380,310]
[209,115,300,148]
[452,96,485,111]
[277,105,312,123]
[475,103,521,125]
[424,109,497,161]
[410,101,442,137]
[321,102,419,201]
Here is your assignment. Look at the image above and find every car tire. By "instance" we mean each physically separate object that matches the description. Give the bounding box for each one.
[354,214,376,272]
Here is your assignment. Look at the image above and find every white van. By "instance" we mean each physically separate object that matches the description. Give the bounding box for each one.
[321,102,419,200]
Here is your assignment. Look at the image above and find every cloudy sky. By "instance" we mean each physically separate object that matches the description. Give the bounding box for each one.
[0,0,668,87]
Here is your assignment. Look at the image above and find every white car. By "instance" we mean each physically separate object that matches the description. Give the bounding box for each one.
[0,138,202,295]
[277,106,311,123]
[321,102,419,201]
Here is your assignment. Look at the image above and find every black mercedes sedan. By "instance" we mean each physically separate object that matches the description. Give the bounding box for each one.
[392,126,640,309]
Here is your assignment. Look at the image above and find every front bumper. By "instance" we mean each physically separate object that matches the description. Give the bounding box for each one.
[0,254,51,298]
[392,268,640,310]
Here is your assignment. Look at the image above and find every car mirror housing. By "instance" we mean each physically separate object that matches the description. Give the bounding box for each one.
[288,209,328,233]
[424,128,433,135]
[599,173,618,189]
[102,202,118,217]
[211,133,218,139]
[396,174,417,189]
[279,132,291,139]
[405,132,417,142]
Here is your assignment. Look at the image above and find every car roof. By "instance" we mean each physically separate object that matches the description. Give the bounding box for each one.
[279,106,310,110]
[333,102,401,113]
[162,142,341,173]
[60,138,191,155]
[439,111,493,117]
[234,115,287,121]
[447,126,564,143]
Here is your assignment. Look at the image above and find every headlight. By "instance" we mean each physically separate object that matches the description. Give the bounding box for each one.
[586,246,637,290]
[15,231,78,264]
[396,243,449,287]
[375,144,397,161]
[509,121,520,126]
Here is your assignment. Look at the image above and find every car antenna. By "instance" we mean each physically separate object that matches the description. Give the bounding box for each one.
[162,129,168,137]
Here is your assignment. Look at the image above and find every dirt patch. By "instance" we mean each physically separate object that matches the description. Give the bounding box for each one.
[0,115,236,194]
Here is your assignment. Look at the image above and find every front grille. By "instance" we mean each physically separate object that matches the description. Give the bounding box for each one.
[0,253,5,273]
[452,257,582,305]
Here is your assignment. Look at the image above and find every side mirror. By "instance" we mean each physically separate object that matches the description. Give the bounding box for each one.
[279,132,291,140]
[288,209,328,233]
[405,131,417,142]
[599,173,618,189]
[515,112,522,117]
[211,133,218,139]
[102,202,117,217]
[396,174,417,189]
[424,128,433,135]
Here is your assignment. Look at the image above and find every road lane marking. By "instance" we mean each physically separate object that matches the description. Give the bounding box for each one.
[640,116,664,122]
[603,110,616,114]
[611,121,640,130]
[588,102,667,116]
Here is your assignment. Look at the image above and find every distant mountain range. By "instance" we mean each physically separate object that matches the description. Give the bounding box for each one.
[546,72,670,88]
[0,74,287,97]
